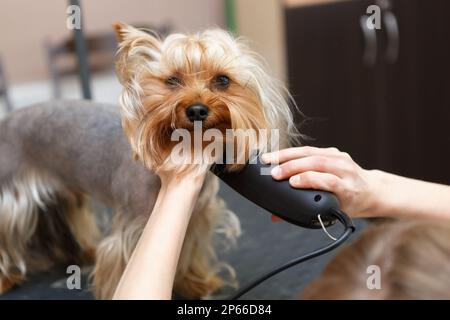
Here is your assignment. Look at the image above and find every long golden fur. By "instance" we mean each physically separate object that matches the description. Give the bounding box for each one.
[114,22,299,173]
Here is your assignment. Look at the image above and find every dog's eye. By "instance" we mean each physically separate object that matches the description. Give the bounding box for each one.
[214,75,230,89]
[166,76,182,88]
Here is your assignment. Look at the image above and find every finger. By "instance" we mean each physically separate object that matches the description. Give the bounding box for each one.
[262,146,341,164]
[271,156,350,180]
[288,171,344,194]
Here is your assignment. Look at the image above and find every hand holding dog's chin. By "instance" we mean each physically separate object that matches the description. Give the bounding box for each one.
[157,165,209,191]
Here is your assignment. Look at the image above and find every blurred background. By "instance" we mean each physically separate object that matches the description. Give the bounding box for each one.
[0,0,448,299]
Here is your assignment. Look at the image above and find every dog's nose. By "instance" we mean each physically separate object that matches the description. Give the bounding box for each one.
[186,104,209,122]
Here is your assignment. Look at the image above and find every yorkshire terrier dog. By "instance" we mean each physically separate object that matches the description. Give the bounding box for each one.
[0,23,298,299]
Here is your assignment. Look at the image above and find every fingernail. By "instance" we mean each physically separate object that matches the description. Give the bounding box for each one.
[271,166,282,178]
[290,175,300,185]
[261,153,271,164]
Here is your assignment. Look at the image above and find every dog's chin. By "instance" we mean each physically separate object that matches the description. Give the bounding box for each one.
[172,120,231,132]
[152,119,263,173]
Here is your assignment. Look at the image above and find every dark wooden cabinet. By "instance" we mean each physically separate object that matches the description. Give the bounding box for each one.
[383,0,450,183]
[285,0,450,184]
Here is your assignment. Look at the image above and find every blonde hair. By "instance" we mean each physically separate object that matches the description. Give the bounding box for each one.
[302,219,450,299]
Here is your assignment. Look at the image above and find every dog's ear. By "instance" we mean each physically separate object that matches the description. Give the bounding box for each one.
[112,21,161,84]
[113,21,130,43]
[113,22,159,44]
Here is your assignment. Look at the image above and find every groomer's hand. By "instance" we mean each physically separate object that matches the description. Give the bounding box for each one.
[261,147,376,217]
[113,167,208,300]
[262,147,450,220]
[158,167,207,191]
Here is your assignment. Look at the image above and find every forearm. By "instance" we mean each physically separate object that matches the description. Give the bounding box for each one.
[113,177,203,300]
[367,169,450,220]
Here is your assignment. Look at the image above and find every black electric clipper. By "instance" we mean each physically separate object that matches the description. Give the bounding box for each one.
[211,154,355,299]
[211,156,340,229]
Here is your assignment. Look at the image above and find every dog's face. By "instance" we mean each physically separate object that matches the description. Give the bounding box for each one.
[114,23,297,173]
